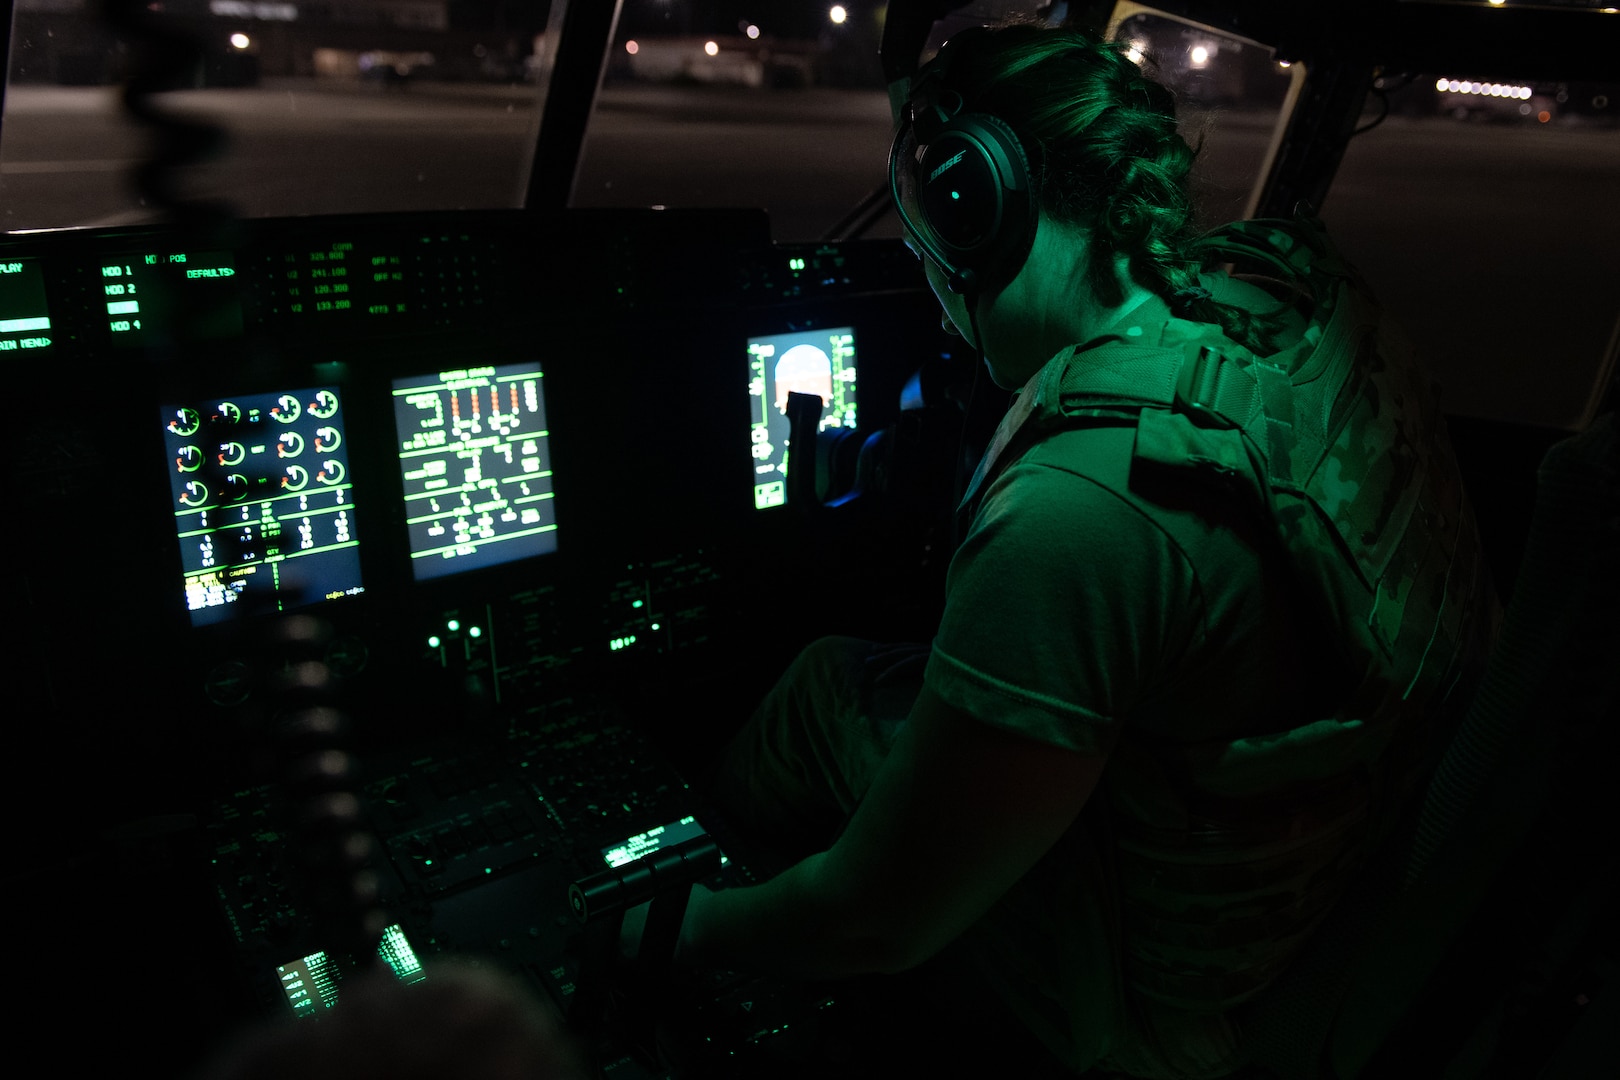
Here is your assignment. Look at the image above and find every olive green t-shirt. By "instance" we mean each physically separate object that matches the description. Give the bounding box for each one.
[921,285,1331,1078]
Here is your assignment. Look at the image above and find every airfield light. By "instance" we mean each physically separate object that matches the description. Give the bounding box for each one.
[705,41,719,57]
[1190,45,1209,67]
[626,40,639,55]
[747,25,761,40]
[230,33,250,50]
[830,6,847,24]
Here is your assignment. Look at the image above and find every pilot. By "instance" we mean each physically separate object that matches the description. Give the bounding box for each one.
[666,22,1495,1079]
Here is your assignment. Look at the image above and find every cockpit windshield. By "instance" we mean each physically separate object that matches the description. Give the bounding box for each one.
[1,0,566,231]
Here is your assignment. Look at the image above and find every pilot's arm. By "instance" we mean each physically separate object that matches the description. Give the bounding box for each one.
[675,683,1107,978]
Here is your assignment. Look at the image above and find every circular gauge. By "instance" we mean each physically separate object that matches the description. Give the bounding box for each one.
[272,394,302,423]
[316,459,346,485]
[282,464,310,491]
[218,441,246,466]
[168,408,201,437]
[179,479,209,506]
[204,659,253,708]
[215,402,242,426]
[225,473,250,500]
[310,390,340,419]
[176,446,203,473]
[325,636,370,676]
[277,431,305,458]
[314,426,341,452]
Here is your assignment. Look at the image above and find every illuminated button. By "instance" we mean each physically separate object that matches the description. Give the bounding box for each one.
[447,619,460,632]
[428,635,441,648]
[469,626,482,639]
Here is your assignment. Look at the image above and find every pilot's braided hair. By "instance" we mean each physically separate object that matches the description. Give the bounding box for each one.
[940,23,1291,355]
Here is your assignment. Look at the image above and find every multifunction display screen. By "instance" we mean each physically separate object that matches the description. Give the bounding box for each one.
[105,249,243,344]
[392,362,557,581]
[162,386,364,627]
[0,258,53,354]
[746,326,857,510]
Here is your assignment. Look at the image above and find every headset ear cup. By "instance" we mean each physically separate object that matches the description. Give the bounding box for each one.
[914,113,1035,293]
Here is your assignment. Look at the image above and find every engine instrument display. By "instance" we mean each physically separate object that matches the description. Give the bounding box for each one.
[162,385,365,627]
[391,362,557,581]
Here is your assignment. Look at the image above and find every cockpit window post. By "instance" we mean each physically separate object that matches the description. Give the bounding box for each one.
[527,0,623,212]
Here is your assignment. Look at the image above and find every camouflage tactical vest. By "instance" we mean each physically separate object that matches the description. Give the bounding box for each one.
[967,213,1500,1010]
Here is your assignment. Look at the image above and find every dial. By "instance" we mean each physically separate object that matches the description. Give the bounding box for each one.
[310,390,339,419]
[168,408,201,437]
[218,441,246,466]
[225,474,250,501]
[277,431,305,458]
[272,394,301,423]
[316,459,346,485]
[214,401,242,427]
[179,479,208,506]
[176,446,203,473]
[314,426,341,452]
[282,464,310,491]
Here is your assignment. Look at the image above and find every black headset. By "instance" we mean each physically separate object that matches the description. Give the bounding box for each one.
[888,39,1039,298]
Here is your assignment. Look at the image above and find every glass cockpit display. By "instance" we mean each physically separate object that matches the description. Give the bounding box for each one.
[0,258,52,354]
[163,387,364,627]
[747,326,857,510]
[392,363,557,581]
[104,250,243,344]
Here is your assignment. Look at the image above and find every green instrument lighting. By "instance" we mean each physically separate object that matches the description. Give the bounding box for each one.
[469,626,482,638]
[428,635,441,648]
[485,867,493,874]
[632,599,644,609]
[651,623,661,631]
[951,191,960,200]
[789,257,806,271]
[447,619,460,631]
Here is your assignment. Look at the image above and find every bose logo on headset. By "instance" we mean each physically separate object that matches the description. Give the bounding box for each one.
[888,33,1037,297]
[929,150,968,183]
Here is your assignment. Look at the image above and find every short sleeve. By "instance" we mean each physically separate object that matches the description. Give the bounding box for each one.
[924,440,1203,755]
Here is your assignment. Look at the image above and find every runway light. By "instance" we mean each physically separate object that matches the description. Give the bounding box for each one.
[230,33,250,50]
[1538,110,1551,123]
[746,25,760,40]
[704,40,719,57]
[625,40,639,55]
[1190,45,1210,67]
[830,5,847,24]
[1436,77,1448,91]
